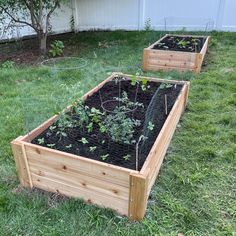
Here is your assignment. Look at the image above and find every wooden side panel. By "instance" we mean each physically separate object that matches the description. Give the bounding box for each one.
[11,138,33,188]
[196,36,211,73]
[146,65,195,73]
[128,173,148,220]
[123,73,186,85]
[143,49,198,72]
[141,83,189,194]
[143,35,210,73]
[24,143,130,215]
[31,174,128,215]
[148,59,196,68]
[142,49,149,71]
[148,50,197,62]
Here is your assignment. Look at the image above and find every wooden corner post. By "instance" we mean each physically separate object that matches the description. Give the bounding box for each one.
[11,138,33,188]
[142,49,149,71]
[128,173,148,220]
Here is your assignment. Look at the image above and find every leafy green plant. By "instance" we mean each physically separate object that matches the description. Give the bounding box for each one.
[177,39,190,48]
[65,144,72,149]
[104,107,141,144]
[47,143,55,148]
[73,102,90,127]
[160,83,173,89]
[49,40,64,57]
[100,154,109,161]
[131,75,138,86]
[114,91,144,112]
[123,154,131,161]
[147,121,155,131]
[1,60,15,69]
[49,125,56,132]
[144,18,151,31]
[191,38,200,45]
[79,137,89,145]
[130,75,150,91]
[89,146,97,152]
[88,107,106,133]
[86,122,93,133]
[37,138,45,144]
[140,78,150,91]
[55,113,74,140]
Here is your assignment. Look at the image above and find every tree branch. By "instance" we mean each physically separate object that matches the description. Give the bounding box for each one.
[45,0,60,35]
[0,6,38,32]
[22,0,40,30]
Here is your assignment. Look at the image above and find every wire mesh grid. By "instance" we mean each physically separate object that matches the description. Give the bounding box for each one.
[23,72,183,171]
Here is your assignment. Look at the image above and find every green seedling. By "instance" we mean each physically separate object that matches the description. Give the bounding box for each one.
[37,138,45,144]
[147,121,155,131]
[101,154,109,161]
[160,83,173,89]
[65,144,72,149]
[123,154,131,161]
[79,137,89,144]
[89,146,97,152]
[47,143,55,148]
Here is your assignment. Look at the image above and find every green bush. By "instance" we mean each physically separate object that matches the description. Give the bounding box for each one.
[49,40,64,57]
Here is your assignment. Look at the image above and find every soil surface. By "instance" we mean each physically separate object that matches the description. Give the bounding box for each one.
[0,33,77,65]
[153,35,206,53]
[32,78,183,170]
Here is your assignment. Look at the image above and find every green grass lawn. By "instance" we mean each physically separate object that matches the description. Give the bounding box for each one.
[0,31,236,236]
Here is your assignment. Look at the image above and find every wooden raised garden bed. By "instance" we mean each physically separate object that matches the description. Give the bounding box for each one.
[11,73,190,220]
[143,34,210,73]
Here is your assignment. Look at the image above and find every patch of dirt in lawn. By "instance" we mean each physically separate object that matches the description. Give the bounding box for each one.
[0,33,79,65]
[32,79,183,170]
[0,50,41,65]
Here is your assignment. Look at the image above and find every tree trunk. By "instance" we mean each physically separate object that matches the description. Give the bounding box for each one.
[38,32,47,55]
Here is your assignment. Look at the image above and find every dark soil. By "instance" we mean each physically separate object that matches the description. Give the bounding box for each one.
[0,32,78,65]
[153,35,206,53]
[32,78,183,170]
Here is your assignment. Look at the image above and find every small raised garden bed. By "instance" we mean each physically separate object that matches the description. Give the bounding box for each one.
[11,73,190,220]
[143,34,210,73]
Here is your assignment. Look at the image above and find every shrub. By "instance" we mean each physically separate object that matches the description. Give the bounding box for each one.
[49,40,64,57]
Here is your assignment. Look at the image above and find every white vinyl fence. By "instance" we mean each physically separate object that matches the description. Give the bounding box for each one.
[1,0,236,40]
[75,0,236,32]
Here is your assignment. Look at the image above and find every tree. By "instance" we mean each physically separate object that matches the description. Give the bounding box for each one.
[0,0,68,54]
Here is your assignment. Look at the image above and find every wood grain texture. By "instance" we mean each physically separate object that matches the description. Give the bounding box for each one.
[25,143,135,187]
[11,138,33,188]
[141,83,190,194]
[31,173,129,215]
[11,73,190,220]
[128,173,148,220]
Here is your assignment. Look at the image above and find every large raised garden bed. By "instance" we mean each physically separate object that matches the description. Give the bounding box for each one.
[143,34,210,73]
[11,73,190,220]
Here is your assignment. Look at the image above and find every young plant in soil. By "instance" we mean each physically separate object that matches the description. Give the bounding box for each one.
[33,77,183,171]
[153,36,206,53]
